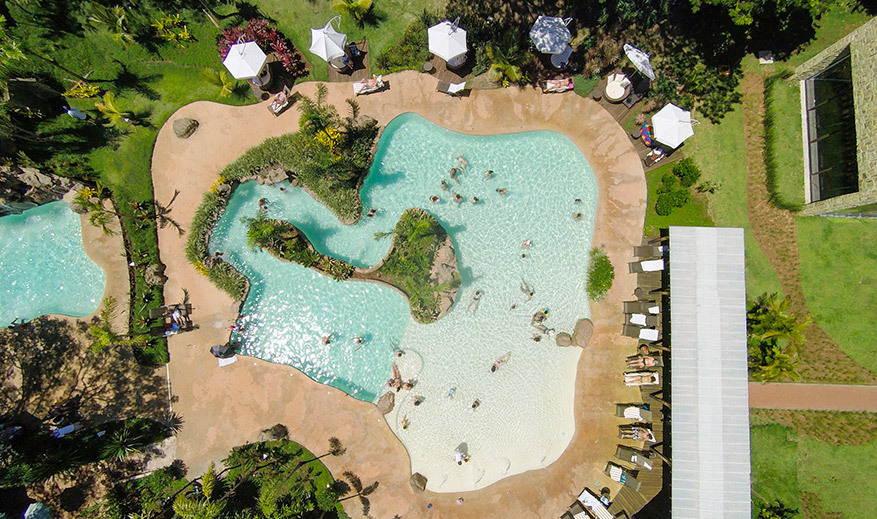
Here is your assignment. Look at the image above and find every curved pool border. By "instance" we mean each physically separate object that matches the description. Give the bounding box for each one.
[152,70,647,519]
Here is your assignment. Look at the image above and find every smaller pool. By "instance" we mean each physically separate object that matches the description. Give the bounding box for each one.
[0,201,106,326]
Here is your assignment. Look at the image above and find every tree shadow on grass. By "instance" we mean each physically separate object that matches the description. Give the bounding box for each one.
[110,60,162,102]
[360,8,387,28]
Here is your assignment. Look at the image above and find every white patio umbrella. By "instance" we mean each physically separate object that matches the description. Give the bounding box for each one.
[623,43,656,81]
[428,19,467,62]
[310,16,348,62]
[652,103,695,149]
[222,40,267,80]
[529,15,572,54]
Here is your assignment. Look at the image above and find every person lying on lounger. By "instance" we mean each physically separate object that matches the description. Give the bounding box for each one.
[626,355,659,369]
[624,372,658,385]
[620,426,655,441]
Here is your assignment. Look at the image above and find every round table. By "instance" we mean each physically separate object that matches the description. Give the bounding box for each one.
[422,61,434,73]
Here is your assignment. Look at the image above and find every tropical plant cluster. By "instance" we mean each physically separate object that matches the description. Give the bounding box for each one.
[186,86,379,298]
[217,18,308,78]
[380,209,455,324]
[586,247,614,301]
[151,12,193,48]
[374,16,433,74]
[655,158,701,216]
[245,212,354,281]
[83,439,353,519]
[747,293,811,382]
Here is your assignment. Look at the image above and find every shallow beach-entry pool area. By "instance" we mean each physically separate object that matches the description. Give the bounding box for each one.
[0,201,106,326]
[210,113,598,492]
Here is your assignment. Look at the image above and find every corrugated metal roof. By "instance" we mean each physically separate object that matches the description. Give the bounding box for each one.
[668,226,751,519]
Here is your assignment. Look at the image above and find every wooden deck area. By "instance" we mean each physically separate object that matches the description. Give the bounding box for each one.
[425,54,473,83]
[327,40,370,83]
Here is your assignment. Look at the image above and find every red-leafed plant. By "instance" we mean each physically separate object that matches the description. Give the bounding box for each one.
[217,18,308,78]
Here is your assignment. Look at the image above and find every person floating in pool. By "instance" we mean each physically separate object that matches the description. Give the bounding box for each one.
[531,308,549,326]
[366,208,378,217]
[491,352,511,372]
[572,212,583,220]
[352,336,364,352]
[484,170,493,180]
[441,179,449,191]
[471,399,480,410]
[468,290,482,314]
[430,195,440,203]
[497,187,508,195]
[402,416,409,430]
[258,198,269,212]
[450,168,460,183]
[453,193,464,203]
[322,334,332,345]
[521,240,532,248]
[413,396,424,406]
[520,279,534,301]
[457,155,468,170]
[471,196,479,205]
[447,386,456,398]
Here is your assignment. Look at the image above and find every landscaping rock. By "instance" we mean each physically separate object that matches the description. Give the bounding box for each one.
[257,423,289,442]
[409,473,427,493]
[1,165,82,213]
[573,319,594,348]
[376,391,395,414]
[173,118,199,139]
[555,332,572,347]
[259,165,288,185]
[215,183,232,196]
[144,263,167,286]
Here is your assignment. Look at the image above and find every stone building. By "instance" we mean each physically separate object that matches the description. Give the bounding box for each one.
[792,17,877,217]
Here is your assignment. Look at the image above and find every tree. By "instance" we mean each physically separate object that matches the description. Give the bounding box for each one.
[756,500,798,519]
[297,83,339,137]
[83,2,135,46]
[201,67,236,98]
[94,91,132,128]
[485,38,526,86]
[332,0,374,23]
[747,293,811,347]
[88,296,148,352]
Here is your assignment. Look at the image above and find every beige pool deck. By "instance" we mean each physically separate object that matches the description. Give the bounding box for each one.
[153,70,647,518]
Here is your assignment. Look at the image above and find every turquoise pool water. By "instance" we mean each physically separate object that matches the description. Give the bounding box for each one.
[210,113,598,490]
[0,201,106,326]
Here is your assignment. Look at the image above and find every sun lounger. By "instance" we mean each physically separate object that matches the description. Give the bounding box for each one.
[218,356,237,367]
[615,404,653,422]
[624,371,660,386]
[353,75,384,96]
[644,148,666,167]
[633,245,665,258]
[543,77,574,93]
[629,259,665,273]
[625,313,659,327]
[267,87,301,116]
[622,325,660,341]
[437,81,468,96]
[626,354,663,369]
[577,488,614,519]
[615,445,654,470]
[623,300,659,314]
[563,501,592,519]
[604,462,642,491]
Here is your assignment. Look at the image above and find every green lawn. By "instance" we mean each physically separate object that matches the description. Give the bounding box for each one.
[764,73,805,210]
[250,0,447,81]
[796,217,877,373]
[643,163,714,235]
[684,103,784,298]
[785,2,873,68]
[751,419,877,519]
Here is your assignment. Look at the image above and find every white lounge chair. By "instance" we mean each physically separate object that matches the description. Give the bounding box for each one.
[353,74,384,96]
[629,259,665,273]
[577,488,614,519]
[639,328,660,341]
[437,81,467,96]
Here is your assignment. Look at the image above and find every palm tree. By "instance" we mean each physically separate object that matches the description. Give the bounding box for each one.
[88,296,147,352]
[298,83,340,138]
[94,91,133,128]
[201,68,236,97]
[747,293,811,346]
[486,39,526,86]
[154,189,184,235]
[332,0,373,23]
[102,423,146,460]
[749,339,800,382]
[85,3,135,46]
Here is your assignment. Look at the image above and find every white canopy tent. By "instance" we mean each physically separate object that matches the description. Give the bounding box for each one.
[529,15,572,54]
[652,103,696,149]
[428,19,467,62]
[222,41,267,80]
[310,16,348,62]
[623,43,656,80]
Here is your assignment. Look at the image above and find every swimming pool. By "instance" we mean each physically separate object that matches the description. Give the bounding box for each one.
[0,201,106,326]
[210,113,598,491]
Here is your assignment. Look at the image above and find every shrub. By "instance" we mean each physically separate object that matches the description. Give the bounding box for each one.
[374,19,430,74]
[586,247,614,301]
[207,261,248,300]
[669,188,691,207]
[672,157,701,187]
[217,19,308,78]
[655,194,674,216]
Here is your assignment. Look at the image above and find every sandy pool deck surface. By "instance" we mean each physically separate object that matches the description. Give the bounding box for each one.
[153,70,646,519]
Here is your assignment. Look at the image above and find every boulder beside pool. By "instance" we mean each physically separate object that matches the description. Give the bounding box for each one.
[572,318,594,348]
[376,391,395,414]
[555,332,573,347]
[173,117,199,139]
[410,472,428,493]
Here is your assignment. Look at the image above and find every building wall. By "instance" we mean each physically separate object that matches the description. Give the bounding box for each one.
[793,17,877,216]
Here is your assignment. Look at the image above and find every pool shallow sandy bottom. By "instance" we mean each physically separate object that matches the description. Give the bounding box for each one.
[153,71,647,518]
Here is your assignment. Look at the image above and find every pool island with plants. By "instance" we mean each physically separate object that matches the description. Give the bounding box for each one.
[244,207,459,324]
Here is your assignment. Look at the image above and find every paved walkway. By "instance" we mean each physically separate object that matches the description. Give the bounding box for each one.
[749,382,877,412]
[152,70,648,519]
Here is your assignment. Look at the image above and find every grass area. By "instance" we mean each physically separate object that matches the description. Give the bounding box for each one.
[643,163,714,235]
[796,217,877,373]
[764,72,805,210]
[751,409,877,446]
[751,417,877,519]
[573,74,600,98]
[684,103,784,298]
[785,1,873,68]
[250,0,446,81]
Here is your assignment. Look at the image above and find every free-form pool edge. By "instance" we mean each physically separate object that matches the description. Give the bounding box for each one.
[152,70,647,519]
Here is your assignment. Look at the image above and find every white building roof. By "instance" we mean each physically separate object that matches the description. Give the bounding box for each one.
[668,226,751,519]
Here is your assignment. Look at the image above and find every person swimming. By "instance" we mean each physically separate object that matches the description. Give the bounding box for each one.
[484,170,493,180]
[491,352,511,372]
[447,386,457,398]
[453,193,464,203]
[520,279,534,301]
[467,290,483,314]
[430,195,440,203]
[457,155,468,169]
[450,168,460,182]
[441,179,449,191]
[496,187,508,195]
[367,208,378,217]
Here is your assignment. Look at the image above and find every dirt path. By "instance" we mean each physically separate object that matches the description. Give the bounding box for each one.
[749,382,877,411]
[740,71,876,384]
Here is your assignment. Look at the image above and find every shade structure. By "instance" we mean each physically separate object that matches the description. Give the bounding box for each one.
[529,15,572,54]
[310,17,348,62]
[623,43,656,80]
[652,103,695,149]
[223,41,267,80]
[428,20,467,62]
